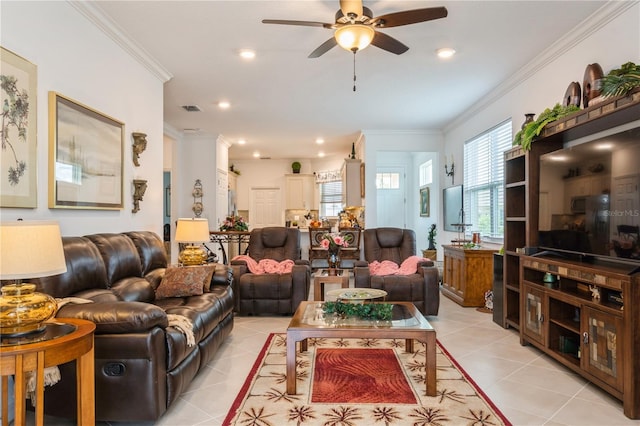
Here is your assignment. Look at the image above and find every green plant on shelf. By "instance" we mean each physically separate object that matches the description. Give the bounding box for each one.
[322,301,393,320]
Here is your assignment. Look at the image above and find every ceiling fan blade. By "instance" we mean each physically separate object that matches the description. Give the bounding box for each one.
[373,7,448,28]
[262,19,334,29]
[371,31,409,55]
[308,38,338,58]
[340,0,363,18]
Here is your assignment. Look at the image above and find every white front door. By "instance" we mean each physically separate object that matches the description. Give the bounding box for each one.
[376,166,407,228]
[249,187,282,228]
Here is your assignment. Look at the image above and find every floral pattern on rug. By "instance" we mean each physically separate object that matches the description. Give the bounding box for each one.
[223,334,510,426]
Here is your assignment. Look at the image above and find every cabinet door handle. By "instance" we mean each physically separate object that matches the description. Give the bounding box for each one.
[583,332,589,344]
[538,314,544,323]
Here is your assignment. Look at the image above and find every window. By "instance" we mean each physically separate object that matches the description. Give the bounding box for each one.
[319,181,342,217]
[375,172,400,189]
[419,160,433,186]
[463,120,512,240]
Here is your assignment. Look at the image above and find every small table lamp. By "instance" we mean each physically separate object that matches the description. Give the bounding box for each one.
[0,221,67,335]
[175,218,210,266]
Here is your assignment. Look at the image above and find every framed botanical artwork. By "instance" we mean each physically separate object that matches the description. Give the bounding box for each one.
[1,47,38,208]
[420,187,430,217]
[48,92,124,209]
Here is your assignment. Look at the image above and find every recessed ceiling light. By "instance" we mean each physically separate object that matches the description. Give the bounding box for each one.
[239,49,256,59]
[238,139,246,145]
[548,155,568,162]
[318,151,325,157]
[316,138,324,145]
[253,151,260,158]
[436,47,456,59]
[218,101,230,109]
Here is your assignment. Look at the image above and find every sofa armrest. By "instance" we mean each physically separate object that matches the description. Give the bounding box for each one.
[211,263,233,287]
[294,259,310,266]
[353,265,371,288]
[56,301,168,334]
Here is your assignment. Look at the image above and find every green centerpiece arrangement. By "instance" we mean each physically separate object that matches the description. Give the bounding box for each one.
[322,301,394,321]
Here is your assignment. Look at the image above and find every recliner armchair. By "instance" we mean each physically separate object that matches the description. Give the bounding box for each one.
[231,227,311,315]
[354,227,440,316]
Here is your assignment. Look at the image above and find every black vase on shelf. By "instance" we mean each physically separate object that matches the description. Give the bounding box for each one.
[522,113,535,129]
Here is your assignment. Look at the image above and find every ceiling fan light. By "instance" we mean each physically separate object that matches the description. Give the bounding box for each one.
[335,25,375,52]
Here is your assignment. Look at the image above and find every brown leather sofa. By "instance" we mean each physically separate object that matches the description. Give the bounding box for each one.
[31,231,234,422]
[231,227,310,315]
[353,227,440,316]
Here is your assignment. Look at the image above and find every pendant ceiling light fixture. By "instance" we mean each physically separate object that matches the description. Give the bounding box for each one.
[334,24,375,52]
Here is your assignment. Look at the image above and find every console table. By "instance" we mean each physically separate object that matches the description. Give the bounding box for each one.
[0,318,95,426]
[442,245,498,307]
[209,231,250,264]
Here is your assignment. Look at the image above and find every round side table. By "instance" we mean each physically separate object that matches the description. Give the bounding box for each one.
[0,318,95,426]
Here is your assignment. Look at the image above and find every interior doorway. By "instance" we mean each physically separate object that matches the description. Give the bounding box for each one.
[376,166,407,228]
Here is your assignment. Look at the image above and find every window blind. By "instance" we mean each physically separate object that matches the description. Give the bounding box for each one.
[320,180,342,217]
[463,120,512,239]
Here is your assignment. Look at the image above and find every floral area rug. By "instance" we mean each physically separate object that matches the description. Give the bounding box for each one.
[223,333,511,425]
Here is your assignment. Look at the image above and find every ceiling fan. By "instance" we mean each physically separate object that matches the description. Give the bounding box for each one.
[262,0,448,58]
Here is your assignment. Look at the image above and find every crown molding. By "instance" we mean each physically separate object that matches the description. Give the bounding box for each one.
[443,1,638,134]
[69,1,172,83]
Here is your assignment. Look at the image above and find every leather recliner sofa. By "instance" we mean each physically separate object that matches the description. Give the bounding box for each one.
[31,231,234,422]
[353,227,440,316]
[231,227,310,315]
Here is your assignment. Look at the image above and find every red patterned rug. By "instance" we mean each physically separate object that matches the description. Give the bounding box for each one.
[223,333,511,426]
[312,348,417,404]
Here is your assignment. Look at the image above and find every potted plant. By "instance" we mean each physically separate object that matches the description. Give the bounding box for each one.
[291,161,301,174]
[422,224,437,260]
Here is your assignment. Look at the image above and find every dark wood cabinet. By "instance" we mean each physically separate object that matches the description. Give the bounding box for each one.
[502,88,640,418]
[520,255,637,418]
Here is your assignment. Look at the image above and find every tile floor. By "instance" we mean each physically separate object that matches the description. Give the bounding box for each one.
[37,282,640,425]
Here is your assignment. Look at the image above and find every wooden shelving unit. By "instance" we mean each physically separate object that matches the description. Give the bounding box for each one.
[501,88,640,418]
[520,255,639,418]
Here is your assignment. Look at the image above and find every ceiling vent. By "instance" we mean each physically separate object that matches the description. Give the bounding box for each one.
[183,128,200,134]
[260,156,271,160]
[181,105,201,112]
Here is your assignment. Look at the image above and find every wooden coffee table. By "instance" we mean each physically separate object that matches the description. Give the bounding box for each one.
[313,269,349,301]
[286,301,436,396]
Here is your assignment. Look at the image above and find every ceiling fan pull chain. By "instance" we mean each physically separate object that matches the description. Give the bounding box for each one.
[353,50,357,92]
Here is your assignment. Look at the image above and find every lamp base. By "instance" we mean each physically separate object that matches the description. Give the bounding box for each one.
[178,245,207,266]
[0,283,57,336]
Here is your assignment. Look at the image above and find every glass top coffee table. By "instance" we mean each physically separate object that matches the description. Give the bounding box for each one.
[286,301,436,396]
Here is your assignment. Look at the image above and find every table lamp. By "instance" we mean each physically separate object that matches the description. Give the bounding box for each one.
[0,220,67,335]
[175,218,210,266]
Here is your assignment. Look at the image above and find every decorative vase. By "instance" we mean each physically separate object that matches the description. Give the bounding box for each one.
[327,245,341,273]
[522,113,535,129]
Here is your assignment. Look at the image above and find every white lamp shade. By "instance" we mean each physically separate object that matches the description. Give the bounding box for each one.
[175,218,210,243]
[0,221,67,280]
[335,24,375,52]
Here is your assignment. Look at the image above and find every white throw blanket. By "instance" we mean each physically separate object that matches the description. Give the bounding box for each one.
[167,314,196,347]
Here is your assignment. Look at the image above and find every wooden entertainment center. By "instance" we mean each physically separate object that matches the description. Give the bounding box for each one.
[502,88,640,419]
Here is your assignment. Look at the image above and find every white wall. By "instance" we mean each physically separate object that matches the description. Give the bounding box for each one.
[1,2,165,236]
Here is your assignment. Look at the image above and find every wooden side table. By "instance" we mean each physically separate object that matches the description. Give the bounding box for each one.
[0,318,95,426]
[314,269,349,301]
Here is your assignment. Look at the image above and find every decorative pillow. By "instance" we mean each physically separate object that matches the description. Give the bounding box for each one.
[155,265,215,299]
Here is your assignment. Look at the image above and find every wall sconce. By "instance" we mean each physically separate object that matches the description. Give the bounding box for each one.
[132,132,147,167]
[132,179,148,213]
[444,155,455,185]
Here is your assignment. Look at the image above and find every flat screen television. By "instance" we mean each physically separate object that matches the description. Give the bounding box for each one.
[443,185,464,232]
[537,122,640,265]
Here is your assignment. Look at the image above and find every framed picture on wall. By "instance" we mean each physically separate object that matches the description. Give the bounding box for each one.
[48,92,124,209]
[1,47,38,208]
[420,187,430,217]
